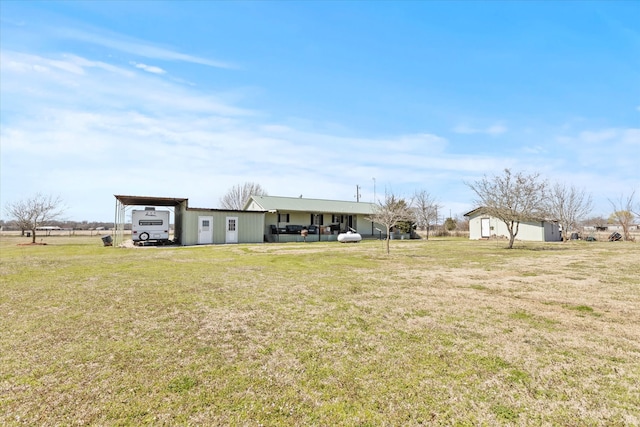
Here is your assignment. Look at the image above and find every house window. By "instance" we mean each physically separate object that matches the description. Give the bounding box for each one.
[278,213,290,223]
[311,214,324,225]
[332,214,343,223]
[228,219,236,231]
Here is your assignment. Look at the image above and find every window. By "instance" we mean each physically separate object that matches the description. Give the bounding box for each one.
[139,220,163,226]
[228,219,236,231]
[332,214,343,223]
[311,214,324,225]
[278,213,290,223]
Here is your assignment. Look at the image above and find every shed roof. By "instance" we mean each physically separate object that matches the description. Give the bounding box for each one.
[464,206,557,222]
[114,195,188,207]
[463,207,485,217]
[245,195,376,215]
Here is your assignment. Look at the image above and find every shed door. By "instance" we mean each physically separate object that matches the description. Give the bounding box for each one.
[225,217,238,244]
[481,218,491,238]
[198,216,213,244]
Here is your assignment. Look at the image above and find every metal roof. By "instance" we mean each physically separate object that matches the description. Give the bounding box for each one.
[114,195,188,207]
[463,207,484,217]
[246,195,376,215]
[464,206,557,222]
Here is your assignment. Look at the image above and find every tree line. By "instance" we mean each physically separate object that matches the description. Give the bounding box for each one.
[369,169,638,251]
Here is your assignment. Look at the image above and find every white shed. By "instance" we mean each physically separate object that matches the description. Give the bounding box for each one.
[464,208,561,242]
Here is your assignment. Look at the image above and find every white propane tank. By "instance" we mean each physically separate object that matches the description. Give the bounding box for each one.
[337,231,362,243]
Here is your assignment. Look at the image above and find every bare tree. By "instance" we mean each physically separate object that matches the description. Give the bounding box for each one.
[548,183,593,241]
[4,194,65,243]
[366,192,413,254]
[608,191,637,241]
[411,190,441,239]
[455,214,470,232]
[219,182,268,210]
[466,168,548,249]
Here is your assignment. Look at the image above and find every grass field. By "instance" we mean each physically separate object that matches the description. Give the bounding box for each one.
[1,235,639,426]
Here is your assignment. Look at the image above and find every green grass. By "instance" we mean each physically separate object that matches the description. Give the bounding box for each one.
[1,235,639,425]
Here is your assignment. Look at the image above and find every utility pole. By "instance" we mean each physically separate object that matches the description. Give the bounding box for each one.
[372,177,376,203]
[355,185,361,202]
[435,206,438,231]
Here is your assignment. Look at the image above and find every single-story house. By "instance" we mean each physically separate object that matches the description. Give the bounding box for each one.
[244,195,380,242]
[464,207,561,242]
[114,194,383,246]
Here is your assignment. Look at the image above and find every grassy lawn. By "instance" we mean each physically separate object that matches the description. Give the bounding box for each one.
[1,235,639,426]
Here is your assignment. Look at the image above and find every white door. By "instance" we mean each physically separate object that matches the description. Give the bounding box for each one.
[198,216,213,244]
[225,217,238,244]
[481,218,491,238]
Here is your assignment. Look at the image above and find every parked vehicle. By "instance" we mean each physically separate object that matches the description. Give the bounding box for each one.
[132,209,170,242]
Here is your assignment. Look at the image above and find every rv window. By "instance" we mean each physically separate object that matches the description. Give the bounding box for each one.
[139,220,163,226]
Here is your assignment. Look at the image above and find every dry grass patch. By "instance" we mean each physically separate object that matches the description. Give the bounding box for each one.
[1,235,639,425]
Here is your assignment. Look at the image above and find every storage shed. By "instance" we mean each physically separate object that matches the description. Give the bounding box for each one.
[114,195,265,246]
[464,207,561,242]
[178,207,265,246]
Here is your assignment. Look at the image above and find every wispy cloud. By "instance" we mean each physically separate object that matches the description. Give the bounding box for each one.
[55,27,236,69]
[1,51,134,80]
[522,145,547,154]
[555,128,640,181]
[453,123,507,136]
[131,62,166,74]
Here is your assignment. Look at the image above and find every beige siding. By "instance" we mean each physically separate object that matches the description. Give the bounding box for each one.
[467,212,560,242]
[245,200,263,211]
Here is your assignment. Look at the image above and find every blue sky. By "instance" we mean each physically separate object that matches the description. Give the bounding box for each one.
[1,1,638,221]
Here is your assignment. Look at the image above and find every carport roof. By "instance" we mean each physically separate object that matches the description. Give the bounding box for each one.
[114,195,188,207]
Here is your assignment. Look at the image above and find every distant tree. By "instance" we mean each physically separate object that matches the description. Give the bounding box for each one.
[584,215,607,229]
[548,183,593,241]
[4,194,65,243]
[455,214,470,232]
[219,182,268,210]
[366,192,413,254]
[466,168,548,249]
[444,217,457,231]
[608,191,637,241]
[411,190,441,239]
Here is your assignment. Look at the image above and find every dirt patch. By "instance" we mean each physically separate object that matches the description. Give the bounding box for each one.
[17,242,47,246]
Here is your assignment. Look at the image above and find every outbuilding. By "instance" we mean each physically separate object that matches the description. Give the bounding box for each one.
[114,195,265,246]
[464,207,561,242]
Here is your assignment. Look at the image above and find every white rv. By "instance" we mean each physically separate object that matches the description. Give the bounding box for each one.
[131,209,170,242]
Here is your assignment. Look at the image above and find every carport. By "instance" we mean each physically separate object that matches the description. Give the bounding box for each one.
[114,195,188,247]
